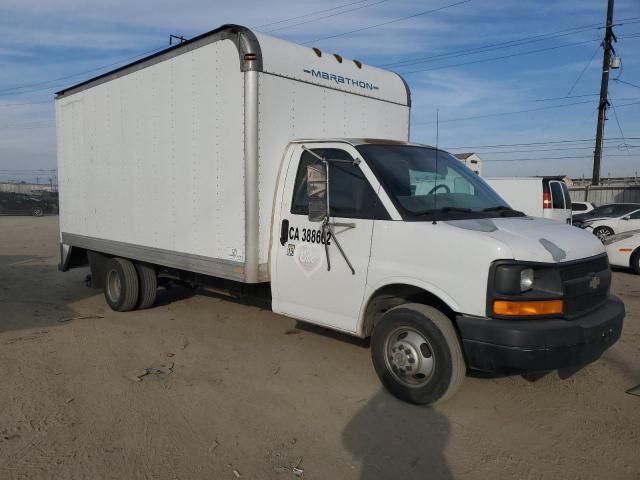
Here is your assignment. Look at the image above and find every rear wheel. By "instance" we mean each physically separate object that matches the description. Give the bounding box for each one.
[104,258,139,312]
[631,249,640,275]
[371,303,466,405]
[135,262,157,309]
[593,226,614,242]
[31,207,43,217]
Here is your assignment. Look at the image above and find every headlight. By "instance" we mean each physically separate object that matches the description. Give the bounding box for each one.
[520,268,534,291]
[494,265,539,294]
[490,263,563,318]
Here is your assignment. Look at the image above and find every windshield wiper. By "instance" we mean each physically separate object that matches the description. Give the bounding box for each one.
[483,206,525,216]
[414,207,473,216]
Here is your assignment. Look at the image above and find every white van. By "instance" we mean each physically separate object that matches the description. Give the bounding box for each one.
[56,25,624,405]
[484,177,572,223]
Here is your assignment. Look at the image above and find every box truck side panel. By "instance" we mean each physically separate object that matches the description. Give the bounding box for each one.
[485,178,542,217]
[257,73,410,265]
[253,32,409,105]
[57,40,246,277]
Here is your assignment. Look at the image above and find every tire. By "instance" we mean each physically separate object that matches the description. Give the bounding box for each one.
[135,262,157,309]
[631,249,640,275]
[103,258,140,312]
[371,303,466,405]
[31,207,43,217]
[593,226,614,242]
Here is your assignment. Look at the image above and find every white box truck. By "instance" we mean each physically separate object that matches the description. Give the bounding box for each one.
[56,24,624,405]
[484,176,573,223]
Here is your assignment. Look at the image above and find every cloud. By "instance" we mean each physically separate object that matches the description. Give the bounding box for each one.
[0,0,638,178]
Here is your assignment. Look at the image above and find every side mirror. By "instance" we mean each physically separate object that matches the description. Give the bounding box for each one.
[622,216,630,221]
[307,163,328,222]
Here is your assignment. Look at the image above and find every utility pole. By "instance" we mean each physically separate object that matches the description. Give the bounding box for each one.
[592,0,616,185]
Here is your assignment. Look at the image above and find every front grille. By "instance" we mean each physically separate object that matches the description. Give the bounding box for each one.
[560,254,610,318]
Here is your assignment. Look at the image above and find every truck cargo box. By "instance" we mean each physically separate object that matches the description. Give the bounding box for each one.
[56,24,410,283]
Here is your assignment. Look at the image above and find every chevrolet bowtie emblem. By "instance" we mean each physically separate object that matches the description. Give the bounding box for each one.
[589,276,601,289]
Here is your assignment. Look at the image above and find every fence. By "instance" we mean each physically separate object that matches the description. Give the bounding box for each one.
[569,185,640,205]
[0,183,57,194]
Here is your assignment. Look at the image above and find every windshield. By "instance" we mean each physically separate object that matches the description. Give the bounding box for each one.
[589,204,640,217]
[357,144,514,220]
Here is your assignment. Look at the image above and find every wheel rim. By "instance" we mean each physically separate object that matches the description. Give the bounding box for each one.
[596,228,611,241]
[383,327,435,388]
[106,269,121,302]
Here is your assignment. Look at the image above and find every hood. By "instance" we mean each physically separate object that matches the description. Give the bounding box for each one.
[445,216,604,263]
[575,216,609,224]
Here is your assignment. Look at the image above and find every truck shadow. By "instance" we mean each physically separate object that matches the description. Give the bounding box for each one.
[342,391,451,479]
[0,255,97,335]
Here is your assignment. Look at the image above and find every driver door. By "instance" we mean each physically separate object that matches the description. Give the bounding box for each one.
[271,143,389,333]
[617,209,640,233]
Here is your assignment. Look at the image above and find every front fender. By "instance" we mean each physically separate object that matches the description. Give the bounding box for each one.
[356,276,462,337]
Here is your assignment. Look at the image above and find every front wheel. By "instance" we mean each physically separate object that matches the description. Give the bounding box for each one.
[631,249,640,275]
[31,207,43,217]
[371,303,466,405]
[593,226,614,242]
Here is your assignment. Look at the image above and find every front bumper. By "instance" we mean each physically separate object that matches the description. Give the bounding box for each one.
[456,295,625,373]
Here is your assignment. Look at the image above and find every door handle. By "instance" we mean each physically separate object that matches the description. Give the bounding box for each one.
[280,219,289,246]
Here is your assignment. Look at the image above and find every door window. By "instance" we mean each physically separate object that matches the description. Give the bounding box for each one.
[549,182,565,209]
[629,210,640,219]
[291,149,389,220]
[561,182,572,209]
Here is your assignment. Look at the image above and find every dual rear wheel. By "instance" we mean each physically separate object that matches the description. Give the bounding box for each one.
[104,257,157,312]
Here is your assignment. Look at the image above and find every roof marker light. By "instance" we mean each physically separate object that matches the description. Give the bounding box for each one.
[353,60,363,69]
[244,53,257,61]
[312,47,322,57]
[333,54,343,63]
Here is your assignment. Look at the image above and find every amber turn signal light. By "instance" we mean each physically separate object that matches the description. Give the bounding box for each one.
[493,299,563,316]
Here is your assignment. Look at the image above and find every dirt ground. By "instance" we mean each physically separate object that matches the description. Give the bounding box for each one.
[0,215,638,480]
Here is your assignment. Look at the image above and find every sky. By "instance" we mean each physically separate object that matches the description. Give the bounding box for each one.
[0,0,638,183]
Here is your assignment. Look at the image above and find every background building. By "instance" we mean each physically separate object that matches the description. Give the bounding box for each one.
[454,153,482,175]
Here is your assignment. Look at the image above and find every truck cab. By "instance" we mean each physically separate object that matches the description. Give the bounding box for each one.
[270,139,624,404]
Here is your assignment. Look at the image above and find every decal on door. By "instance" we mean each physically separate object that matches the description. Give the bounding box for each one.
[294,243,324,276]
[287,226,332,245]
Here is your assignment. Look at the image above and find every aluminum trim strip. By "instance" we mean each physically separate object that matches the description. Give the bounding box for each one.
[61,232,246,282]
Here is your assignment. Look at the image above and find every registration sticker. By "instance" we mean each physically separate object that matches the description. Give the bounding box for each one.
[286,244,296,256]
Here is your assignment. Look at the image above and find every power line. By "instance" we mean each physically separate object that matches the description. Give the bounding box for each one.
[382,16,640,70]
[444,137,637,149]
[608,95,631,155]
[382,23,600,69]
[614,100,640,108]
[254,0,370,29]
[560,44,601,101]
[0,46,167,96]
[400,38,599,74]
[469,145,638,155]
[263,0,389,33]
[483,153,634,162]
[614,78,640,89]
[0,100,52,108]
[303,0,472,44]
[0,123,54,130]
[415,99,596,125]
